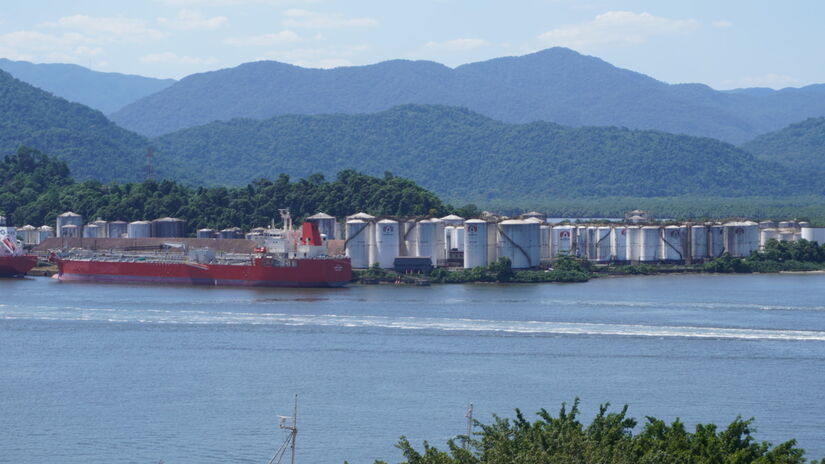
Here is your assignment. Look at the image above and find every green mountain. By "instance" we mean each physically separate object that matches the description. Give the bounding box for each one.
[742,117,825,169]
[111,48,825,143]
[0,69,149,182]
[151,105,821,201]
[0,58,175,114]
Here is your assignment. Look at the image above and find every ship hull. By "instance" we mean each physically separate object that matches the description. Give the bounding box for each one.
[55,257,352,288]
[0,255,38,277]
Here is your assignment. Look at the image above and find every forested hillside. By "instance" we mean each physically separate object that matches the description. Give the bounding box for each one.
[0,69,149,182]
[112,47,825,143]
[152,105,822,201]
[0,147,447,230]
[0,58,175,114]
[742,117,825,169]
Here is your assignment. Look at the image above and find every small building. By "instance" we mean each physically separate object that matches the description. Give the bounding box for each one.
[393,256,433,275]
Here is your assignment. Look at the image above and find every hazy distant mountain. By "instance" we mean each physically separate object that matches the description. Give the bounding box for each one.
[151,105,820,200]
[0,58,175,114]
[111,48,825,143]
[742,117,825,169]
[0,69,149,182]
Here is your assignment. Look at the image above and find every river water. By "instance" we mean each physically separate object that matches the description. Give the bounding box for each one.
[2,273,825,463]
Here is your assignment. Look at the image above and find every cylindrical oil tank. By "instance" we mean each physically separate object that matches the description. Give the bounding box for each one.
[595,226,611,262]
[552,225,575,256]
[219,227,243,239]
[574,226,586,258]
[760,228,779,248]
[197,228,216,239]
[345,219,370,269]
[60,224,81,238]
[662,225,687,261]
[430,218,446,265]
[91,220,108,238]
[37,225,54,244]
[152,217,186,238]
[777,221,791,229]
[82,223,102,238]
[486,220,498,265]
[127,220,152,238]
[497,220,533,268]
[611,226,628,261]
[307,213,336,241]
[801,227,825,244]
[440,214,464,226]
[639,226,661,262]
[454,226,465,252]
[108,221,127,238]
[56,211,83,237]
[444,225,456,251]
[625,226,641,261]
[374,219,399,269]
[527,220,540,266]
[759,220,776,229]
[584,226,598,260]
[709,224,725,257]
[724,222,759,257]
[401,220,417,256]
[415,220,437,266]
[690,225,708,260]
[539,225,552,260]
[463,219,488,268]
[19,225,37,245]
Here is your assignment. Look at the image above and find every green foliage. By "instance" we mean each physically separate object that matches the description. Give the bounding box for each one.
[150,105,825,200]
[428,257,590,284]
[0,149,448,231]
[378,399,816,464]
[0,69,149,182]
[743,117,825,170]
[702,253,753,273]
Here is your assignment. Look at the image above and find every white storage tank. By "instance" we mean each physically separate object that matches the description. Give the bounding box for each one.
[37,225,54,244]
[430,218,446,265]
[584,226,599,260]
[595,226,611,262]
[552,225,575,257]
[444,225,456,252]
[108,221,128,238]
[709,224,725,257]
[153,217,186,238]
[497,219,534,268]
[760,228,779,248]
[19,225,37,245]
[307,212,337,241]
[56,211,83,237]
[82,223,102,238]
[611,226,628,261]
[401,220,417,256]
[540,225,552,260]
[662,225,687,261]
[724,221,759,257]
[454,226,465,252]
[464,219,488,268]
[61,224,81,238]
[197,228,216,239]
[690,225,708,260]
[440,214,465,226]
[415,220,437,266]
[345,219,370,269]
[374,219,399,269]
[127,220,152,238]
[801,227,825,244]
[486,220,498,265]
[625,226,641,261]
[639,226,661,262]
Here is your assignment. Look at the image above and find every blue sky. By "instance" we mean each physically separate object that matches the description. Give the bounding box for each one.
[0,0,820,89]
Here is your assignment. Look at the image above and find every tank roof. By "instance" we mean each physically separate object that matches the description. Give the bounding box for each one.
[499,219,528,225]
[377,218,398,224]
[20,225,36,230]
[59,211,81,217]
[464,219,487,224]
[440,214,464,221]
[348,212,375,220]
[307,212,335,219]
[154,217,185,222]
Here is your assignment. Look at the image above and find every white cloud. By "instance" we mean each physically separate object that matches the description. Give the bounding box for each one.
[224,30,300,46]
[731,73,801,89]
[0,30,102,63]
[712,20,733,28]
[140,51,218,64]
[282,9,377,29]
[538,11,698,49]
[44,15,167,43]
[425,38,489,52]
[158,9,227,30]
[257,45,368,68]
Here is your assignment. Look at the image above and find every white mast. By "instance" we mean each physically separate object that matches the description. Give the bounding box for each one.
[267,395,298,464]
[464,403,474,448]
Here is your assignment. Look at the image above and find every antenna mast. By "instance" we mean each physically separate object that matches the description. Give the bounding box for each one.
[278,209,293,231]
[267,395,298,464]
[464,403,474,448]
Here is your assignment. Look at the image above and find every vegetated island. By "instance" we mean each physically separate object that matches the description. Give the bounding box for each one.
[366,399,822,464]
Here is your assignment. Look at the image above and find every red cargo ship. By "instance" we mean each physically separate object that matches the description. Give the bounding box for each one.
[52,220,352,288]
[0,223,37,277]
